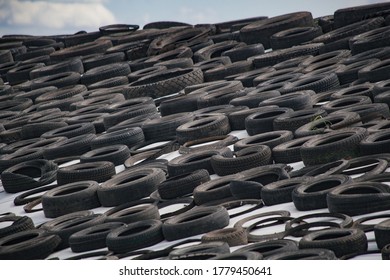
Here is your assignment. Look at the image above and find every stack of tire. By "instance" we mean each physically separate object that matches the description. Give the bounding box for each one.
[1,2,390,260]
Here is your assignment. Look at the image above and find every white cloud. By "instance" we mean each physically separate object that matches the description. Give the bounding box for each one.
[177,6,220,24]
[0,0,116,31]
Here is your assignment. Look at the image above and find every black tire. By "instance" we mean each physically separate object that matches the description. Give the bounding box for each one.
[336,59,380,85]
[245,107,293,136]
[299,49,351,68]
[42,181,101,218]
[234,130,294,151]
[230,90,280,109]
[374,219,390,249]
[273,55,312,70]
[56,161,116,185]
[168,241,230,259]
[346,155,390,181]
[193,174,239,205]
[272,136,311,164]
[69,222,125,253]
[203,60,253,82]
[159,92,204,116]
[41,212,106,250]
[196,89,248,109]
[259,90,314,111]
[229,180,263,200]
[29,58,84,79]
[66,113,109,134]
[142,113,194,141]
[0,127,23,144]
[13,184,58,206]
[0,215,35,239]
[80,145,130,166]
[70,94,125,110]
[0,148,44,174]
[13,134,64,152]
[129,137,179,159]
[238,165,290,186]
[179,134,238,155]
[50,40,112,62]
[228,107,276,131]
[314,17,385,44]
[80,63,131,86]
[157,197,195,221]
[350,25,390,54]
[254,69,302,87]
[250,43,323,68]
[211,146,272,176]
[261,176,313,206]
[194,41,243,62]
[281,73,340,94]
[30,72,81,89]
[12,86,57,103]
[87,76,129,90]
[42,134,95,160]
[202,228,248,247]
[106,219,164,253]
[299,228,367,258]
[270,26,323,50]
[301,126,368,165]
[382,244,390,260]
[367,119,390,133]
[176,114,231,145]
[330,83,374,100]
[104,199,160,224]
[21,122,69,139]
[167,147,233,177]
[154,58,194,69]
[285,212,353,237]
[327,182,390,216]
[343,47,390,65]
[1,159,58,193]
[103,104,157,128]
[265,248,337,260]
[233,210,291,232]
[124,151,169,172]
[333,2,390,28]
[222,43,265,62]
[90,127,144,149]
[321,96,372,114]
[6,63,45,85]
[294,111,361,138]
[37,95,84,112]
[158,169,210,199]
[193,104,245,116]
[162,205,230,241]
[235,239,299,258]
[360,130,390,155]
[304,159,350,178]
[338,103,390,123]
[292,174,352,211]
[41,123,96,139]
[358,58,390,83]
[97,168,166,207]
[0,229,61,260]
[0,98,33,112]
[239,12,314,48]
[123,68,204,99]
[273,108,328,132]
[82,53,126,71]
[210,251,262,260]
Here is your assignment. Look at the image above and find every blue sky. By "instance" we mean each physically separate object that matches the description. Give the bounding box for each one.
[0,0,386,36]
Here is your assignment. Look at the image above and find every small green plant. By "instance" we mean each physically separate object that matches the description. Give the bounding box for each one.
[310,115,332,131]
